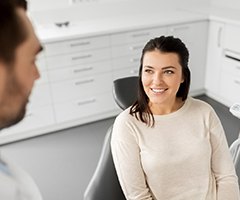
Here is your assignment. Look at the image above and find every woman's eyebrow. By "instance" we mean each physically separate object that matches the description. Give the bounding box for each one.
[143,65,154,69]
[162,66,176,70]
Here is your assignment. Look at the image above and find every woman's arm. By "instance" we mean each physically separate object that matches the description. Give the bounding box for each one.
[111,114,153,200]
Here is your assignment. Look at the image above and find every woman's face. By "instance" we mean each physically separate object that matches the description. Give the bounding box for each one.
[141,50,184,112]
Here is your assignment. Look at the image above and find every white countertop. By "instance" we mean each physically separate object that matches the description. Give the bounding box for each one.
[33,7,207,43]
[32,2,240,43]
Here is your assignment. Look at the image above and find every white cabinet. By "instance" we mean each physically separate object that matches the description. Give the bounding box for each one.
[168,21,208,94]
[44,35,116,123]
[205,21,240,107]
[219,24,240,106]
[225,25,240,53]
[205,21,225,98]
[220,54,240,105]
[111,27,167,79]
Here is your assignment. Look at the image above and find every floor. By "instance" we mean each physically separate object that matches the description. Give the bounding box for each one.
[1,95,240,200]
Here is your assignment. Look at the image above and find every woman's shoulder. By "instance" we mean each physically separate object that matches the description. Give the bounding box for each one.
[188,97,216,114]
[112,107,141,142]
[115,107,135,122]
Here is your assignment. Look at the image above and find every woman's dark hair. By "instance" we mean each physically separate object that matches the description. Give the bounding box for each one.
[130,35,191,127]
[0,0,28,66]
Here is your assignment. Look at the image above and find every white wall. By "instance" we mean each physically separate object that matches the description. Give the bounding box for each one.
[28,0,69,11]
[28,0,144,12]
[211,0,240,10]
[28,0,210,12]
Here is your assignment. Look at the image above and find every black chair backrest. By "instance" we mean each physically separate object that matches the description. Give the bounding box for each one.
[83,76,138,200]
[113,76,138,109]
[83,126,126,200]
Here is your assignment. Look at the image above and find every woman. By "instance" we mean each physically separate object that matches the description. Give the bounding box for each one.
[111,36,239,200]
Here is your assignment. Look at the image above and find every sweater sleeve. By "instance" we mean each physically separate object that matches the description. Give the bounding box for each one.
[209,109,240,200]
[111,113,153,200]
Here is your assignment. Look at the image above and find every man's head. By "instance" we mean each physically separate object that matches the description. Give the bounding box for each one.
[0,0,42,129]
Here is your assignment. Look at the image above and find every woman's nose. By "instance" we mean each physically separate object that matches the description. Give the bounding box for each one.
[153,72,164,84]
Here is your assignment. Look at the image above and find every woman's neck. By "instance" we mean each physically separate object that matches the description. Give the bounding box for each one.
[149,97,185,115]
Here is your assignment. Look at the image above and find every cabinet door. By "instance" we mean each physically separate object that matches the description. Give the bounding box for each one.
[205,21,225,97]
[168,21,208,93]
[225,24,240,53]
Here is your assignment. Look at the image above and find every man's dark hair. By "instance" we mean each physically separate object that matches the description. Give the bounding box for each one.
[0,0,28,65]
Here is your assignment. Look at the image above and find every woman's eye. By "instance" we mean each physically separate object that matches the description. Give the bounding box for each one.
[164,70,174,74]
[144,69,153,73]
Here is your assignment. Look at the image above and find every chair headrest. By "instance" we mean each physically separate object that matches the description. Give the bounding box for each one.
[113,76,138,110]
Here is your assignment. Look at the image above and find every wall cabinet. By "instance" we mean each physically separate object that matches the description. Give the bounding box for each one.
[205,21,240,107]
[0,20,208,144]
[205,21,225,98]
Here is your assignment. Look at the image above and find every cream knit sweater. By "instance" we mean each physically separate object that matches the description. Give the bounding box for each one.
[111,97,239,200]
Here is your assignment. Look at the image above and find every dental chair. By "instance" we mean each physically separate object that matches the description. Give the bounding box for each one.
[83,76,138,200]
[230,137,240,188]
[229,103,240,186]
[230,138,240,169]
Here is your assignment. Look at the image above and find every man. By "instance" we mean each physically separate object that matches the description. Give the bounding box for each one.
[0,0,43,199]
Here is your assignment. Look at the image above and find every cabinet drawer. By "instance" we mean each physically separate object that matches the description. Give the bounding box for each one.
[222,54,240,76]
[44,35,110,56]
[50,72,113,103]
[54,92,115,123]
[220,73,240,104]
[48,60,111,82]
[1,106,55,135]
[112,55,140,70]
[45,48,111,69]
[225,24,240,53]
[111,27,166,45]
[111,42,144,58]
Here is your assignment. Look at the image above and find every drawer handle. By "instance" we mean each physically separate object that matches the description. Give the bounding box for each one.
[73,67,93,73]
[225,55,240,62]
[129,45,142,51]
[217,27,222,47]
[75,78,94,85]
[234,80,240,85]
[77,98,96,106]
[70,41,90,47]
[130,58,139,63]
[72,54,92,60]
[131,32,150,38]
[236,66,240,70]
[130,69,138,74]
